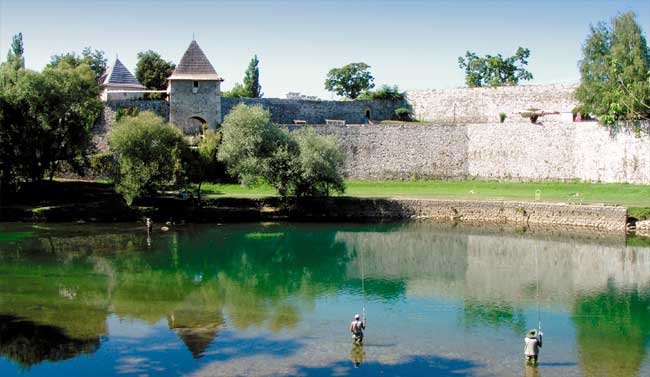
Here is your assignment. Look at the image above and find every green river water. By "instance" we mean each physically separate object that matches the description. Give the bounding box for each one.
[0,222,649,376]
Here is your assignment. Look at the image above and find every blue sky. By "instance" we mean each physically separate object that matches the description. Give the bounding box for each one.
[1,0,648,98]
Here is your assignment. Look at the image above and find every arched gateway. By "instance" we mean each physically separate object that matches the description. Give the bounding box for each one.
[168,40,224,135]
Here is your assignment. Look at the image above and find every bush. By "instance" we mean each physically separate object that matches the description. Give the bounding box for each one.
[293,128,345,196]
[90,152,116,177]
[218,104,346,197]
[358,85,405,101]
[109,111,187,204]
[499,112,507,123]
[115,107,140,122]
[520,108,540,123]
[394,107,412,121]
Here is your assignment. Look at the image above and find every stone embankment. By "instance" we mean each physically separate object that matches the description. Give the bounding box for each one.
[0,182,630,232]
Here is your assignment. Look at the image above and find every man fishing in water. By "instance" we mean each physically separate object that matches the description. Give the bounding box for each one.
[524,328,543,364]
[350,313,366,343]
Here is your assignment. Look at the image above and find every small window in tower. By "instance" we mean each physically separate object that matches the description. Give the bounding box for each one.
[192,81,199,93]
[193,81,199,88]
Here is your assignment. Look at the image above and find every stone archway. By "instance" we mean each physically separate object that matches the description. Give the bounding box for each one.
[186,116,207,136]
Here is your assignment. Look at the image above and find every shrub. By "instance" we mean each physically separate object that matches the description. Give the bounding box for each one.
[358,85,405,101]
[520,108,540,123]
[90,152,116,177]
[115,107,140,122]
[218,104,346,197]
[109,111,187,204]
[293,128,345,196]
[499,112,507,123]
[394,107,412,121]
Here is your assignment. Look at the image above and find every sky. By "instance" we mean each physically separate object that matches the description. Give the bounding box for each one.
[1,0,649,99]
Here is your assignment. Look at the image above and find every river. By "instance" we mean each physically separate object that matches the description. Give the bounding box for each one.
[0,222,649,376]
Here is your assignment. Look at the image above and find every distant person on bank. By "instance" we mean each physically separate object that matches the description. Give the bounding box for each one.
[349,314,366,343]
[524,329,543,363]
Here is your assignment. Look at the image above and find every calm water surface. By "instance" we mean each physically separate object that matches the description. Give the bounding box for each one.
[0,222,649,377]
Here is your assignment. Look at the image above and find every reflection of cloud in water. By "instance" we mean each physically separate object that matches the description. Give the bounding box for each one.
[108,316,163,339]
[115,356,166,374]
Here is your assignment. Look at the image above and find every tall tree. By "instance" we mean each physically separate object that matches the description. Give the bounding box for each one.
[135,50,175,90]
[47,47,107,80]
[457,47,533,87]
[576,12,650,124]
[324,63,375,99]
[243,55,262,98]
[0,63,102,185]
[6,33,24,69]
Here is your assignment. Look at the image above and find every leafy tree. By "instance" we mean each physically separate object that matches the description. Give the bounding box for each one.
[293,128,345,196]
[576,12,650,124]
[457,47,533,87]
[221,82,249,98]
[109,111,187,204]
[184,130,226,202]
[0,63,102,187]
[48,47,107,80]
[218,104,345,198]
[243,54,262,98]
[6,33,24,69]
[324,63,375,99]
[358,85,405,101]
[135,50,175,90]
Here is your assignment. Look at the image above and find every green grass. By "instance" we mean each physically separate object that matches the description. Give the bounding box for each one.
[201,180,650,208]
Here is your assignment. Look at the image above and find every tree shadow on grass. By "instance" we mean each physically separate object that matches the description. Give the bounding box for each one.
[288,354,482,377]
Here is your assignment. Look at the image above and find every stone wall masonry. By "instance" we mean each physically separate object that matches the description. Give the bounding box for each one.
[303,123,468,180]
[308,121,650,183]
[222,97,403,124]
[288,197,628,231]
[406,83,579,123]
[95,100,169,151]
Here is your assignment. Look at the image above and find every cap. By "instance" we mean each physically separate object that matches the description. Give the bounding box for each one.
[354,314,360,320]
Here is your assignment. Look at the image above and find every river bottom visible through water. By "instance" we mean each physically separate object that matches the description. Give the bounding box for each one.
[0,222,649,377]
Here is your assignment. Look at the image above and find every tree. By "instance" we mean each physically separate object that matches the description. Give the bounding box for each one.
[243,55,262,98]
[0,63,102,186]
[109,111,187,205]
[293,128,345,196]
[218,104,346,198]
[358,85,405,101]
[184,130,225,202]
[47,47,107,80]
[576,12,650,124]
[324,63,375,99]
[6,33,24,70]
[221,82,249,98]
[457,47,533,87]
[135,50,175,90]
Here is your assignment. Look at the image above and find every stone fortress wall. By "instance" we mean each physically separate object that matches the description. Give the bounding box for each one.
[97,83,650,184]
[406,83,579,123]
[310,121,650,184]
[221,97,402,124]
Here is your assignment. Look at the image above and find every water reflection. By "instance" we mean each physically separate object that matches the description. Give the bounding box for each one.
[0,222,648,376]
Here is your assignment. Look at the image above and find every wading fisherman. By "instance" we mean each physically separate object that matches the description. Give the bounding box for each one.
[524,329,543,364]
[349,314,366,343]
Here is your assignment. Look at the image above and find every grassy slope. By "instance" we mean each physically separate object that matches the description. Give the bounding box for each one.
[201,180,650,208]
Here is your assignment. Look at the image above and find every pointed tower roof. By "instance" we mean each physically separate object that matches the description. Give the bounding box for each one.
[169,40,223,81]
[102,58,145,88]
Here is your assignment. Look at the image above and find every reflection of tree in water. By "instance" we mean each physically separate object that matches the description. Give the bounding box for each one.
[573,282,650,377]
[461,300,527,334]
[0,315,99,369]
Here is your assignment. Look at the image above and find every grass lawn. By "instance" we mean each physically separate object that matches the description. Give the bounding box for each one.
[201,180,650,208]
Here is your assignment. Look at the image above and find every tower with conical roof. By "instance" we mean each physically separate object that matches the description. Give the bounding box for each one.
[168,40,224,134]
[100,58,146,101]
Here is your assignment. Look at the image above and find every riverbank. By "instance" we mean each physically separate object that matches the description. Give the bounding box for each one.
[0,181,636,232]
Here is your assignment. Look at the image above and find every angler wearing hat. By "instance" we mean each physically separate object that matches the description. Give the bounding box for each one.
[349,313,366,343]
[524,328,543,363]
